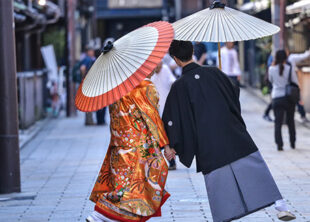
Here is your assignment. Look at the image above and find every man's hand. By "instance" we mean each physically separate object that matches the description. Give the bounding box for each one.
[164,145,176,161]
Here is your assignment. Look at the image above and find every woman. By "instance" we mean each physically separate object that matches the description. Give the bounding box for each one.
[151,61,177,171]
[269,50,299,151]
[86,74,171,222]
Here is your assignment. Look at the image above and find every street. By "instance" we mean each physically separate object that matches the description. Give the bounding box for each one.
[1,89,310,222]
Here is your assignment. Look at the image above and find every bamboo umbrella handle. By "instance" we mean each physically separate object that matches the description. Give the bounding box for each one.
[218,42,222,70]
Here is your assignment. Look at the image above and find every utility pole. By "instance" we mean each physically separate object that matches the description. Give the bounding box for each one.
[65,0,77,117]
[0,0,21,194]
[272,0,286,52]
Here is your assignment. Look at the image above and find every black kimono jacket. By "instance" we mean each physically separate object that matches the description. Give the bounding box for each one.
[162,62,258,174]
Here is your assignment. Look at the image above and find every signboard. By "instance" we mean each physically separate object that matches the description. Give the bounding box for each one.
[108,0,163,8]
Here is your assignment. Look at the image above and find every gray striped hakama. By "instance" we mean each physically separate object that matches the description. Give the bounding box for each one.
[204,151,282,222]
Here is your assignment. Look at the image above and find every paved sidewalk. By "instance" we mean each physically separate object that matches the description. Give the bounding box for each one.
[0,90,310,222]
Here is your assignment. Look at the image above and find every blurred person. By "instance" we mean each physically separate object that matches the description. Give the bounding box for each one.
[94,38,116,126]
[286,48,310,123]
[264,48,310,123]
[269,50,298,151]
[218,42,242,87]
[80,45,96,125]
[168,57,182,78]
[151,61,176,117]
[94,48,106,126]
[263,53,275,122]
[163,40,296,222]
[151,61,177,170]
[86,71,171,222]
[50,80,61,117]
[194,42,207,65]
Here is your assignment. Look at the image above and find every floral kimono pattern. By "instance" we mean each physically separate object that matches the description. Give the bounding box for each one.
[90,80,170,222]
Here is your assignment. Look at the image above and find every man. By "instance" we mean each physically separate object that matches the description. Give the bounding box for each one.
[287,48,310,123]
[81,44,108,126]
[151,61,177,170]
[163,40,295,222]
[80,45,96,125]
[219,42,242,87]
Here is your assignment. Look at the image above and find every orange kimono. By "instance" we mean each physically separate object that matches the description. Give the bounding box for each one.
[90,79,170,222]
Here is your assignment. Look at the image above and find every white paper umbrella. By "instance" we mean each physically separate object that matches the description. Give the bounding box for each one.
[173,0,280,69]
[75,21,174,112]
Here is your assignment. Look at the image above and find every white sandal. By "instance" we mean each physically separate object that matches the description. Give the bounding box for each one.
[86,211,118,222]
[277,211,296,221]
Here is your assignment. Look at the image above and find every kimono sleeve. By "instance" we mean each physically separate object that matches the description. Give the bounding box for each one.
[162,84,181,150]
[162,81,196,168]
[133,83,169,148]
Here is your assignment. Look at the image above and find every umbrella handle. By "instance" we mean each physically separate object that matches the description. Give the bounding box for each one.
[218,42,222,70]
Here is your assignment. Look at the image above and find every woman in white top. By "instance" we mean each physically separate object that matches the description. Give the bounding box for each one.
[151,61,177,170]
[151,61,176,117]
[268,50,298,151]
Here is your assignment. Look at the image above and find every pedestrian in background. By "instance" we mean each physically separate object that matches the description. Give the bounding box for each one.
[94,47,106,126]
[50,80,61,117]
[264,48,310,123]
[151,61,177,170]
[263,53,275,122]
[218,42,242,87]
[194,42,207,65]
[93,38,115,126]
[286,48,310,123]
[80,45,96,125]
[269,50,298,151]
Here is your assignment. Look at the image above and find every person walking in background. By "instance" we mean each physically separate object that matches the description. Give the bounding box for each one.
[93,38,115,126]
[50,80,61,117]
[287,48,310,123]
[218,42,242,87]
[80,45,96,126]
[151,61,176,117]
[269,50,298,151]
[263,53,275,122]
[151,61,177,170]
[264,48,310,123]
[194,42,207,65]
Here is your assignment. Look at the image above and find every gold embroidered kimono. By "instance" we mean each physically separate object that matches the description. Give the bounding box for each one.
[90,80,170,222]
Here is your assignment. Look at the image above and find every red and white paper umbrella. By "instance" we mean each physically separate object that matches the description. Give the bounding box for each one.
[75,21,174,112]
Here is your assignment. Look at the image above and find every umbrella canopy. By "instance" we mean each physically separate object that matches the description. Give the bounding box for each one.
[75,21,174,112]
[173,1,280,43]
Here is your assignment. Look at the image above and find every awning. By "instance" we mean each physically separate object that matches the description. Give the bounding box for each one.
[286,0,310,15]
[238,0,270,14]
[286,0,310,27]
[14,12,26,23]
[13,0,60,30]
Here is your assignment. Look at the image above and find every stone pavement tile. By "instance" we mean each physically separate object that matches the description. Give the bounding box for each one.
[19,216,50,222]
[0,206,28,214]
[0,215,21,222]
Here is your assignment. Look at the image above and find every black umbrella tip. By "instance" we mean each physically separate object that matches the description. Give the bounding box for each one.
[210,0,225,9]
[102,41,114,54]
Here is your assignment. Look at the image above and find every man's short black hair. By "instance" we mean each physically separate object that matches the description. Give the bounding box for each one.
[169,40,193,62]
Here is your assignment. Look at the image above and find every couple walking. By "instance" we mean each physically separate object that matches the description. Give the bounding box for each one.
[86,41,296,222]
